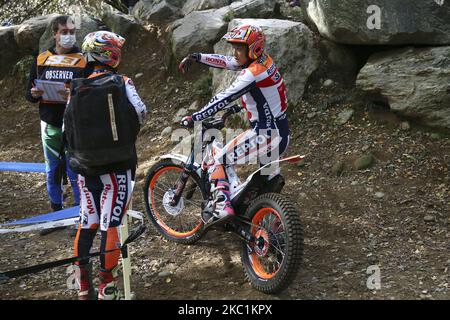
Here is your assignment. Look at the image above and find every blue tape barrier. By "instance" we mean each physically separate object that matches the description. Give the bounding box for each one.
[0,162,46,173]
[1,206,79,227]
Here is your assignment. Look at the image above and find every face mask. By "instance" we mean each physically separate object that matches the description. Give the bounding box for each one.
[59,34,76,49]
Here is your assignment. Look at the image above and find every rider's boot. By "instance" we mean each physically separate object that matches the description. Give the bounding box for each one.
[202,179,234,227]
[77,263,96,300]
[98,267,121,300]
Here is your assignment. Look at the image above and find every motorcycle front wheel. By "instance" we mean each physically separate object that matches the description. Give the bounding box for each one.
[144,161,207,244]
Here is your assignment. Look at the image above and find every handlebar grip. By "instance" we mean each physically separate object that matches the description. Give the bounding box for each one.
[222,104,243,121]
[229,104,242,112]
[181,119,194,128]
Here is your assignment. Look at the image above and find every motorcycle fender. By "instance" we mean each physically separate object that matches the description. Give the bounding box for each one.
[159,154,202,176]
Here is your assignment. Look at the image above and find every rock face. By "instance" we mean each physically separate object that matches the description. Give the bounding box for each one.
[182,0,232,15]
[14,14,59,55]
[170,0,278,61]
[0,26,21,75]
[357,46,450,129]
[133,0,184,24]
[212,18,320,104]
[171,9,228,61]
[302,0,450,45]
[227,0,278,19]
[101,7,143,37]
[317,39,359,83]
[39,15,99,53]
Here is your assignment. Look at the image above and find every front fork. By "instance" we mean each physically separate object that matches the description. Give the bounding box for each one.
[170,169,191,206]
[170,165,202,206]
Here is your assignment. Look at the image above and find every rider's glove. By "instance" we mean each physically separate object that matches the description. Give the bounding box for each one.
[180,115,194,128]
[178,53,201,74]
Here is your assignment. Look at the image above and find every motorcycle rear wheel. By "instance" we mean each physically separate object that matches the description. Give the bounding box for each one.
[240,193,303,293]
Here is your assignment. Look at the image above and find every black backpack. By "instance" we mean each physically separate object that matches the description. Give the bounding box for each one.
[64,73,140,175]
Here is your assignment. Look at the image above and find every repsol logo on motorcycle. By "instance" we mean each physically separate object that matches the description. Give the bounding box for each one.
[111,175,127,223]
[226,133,269,163]
[205,57,226,68]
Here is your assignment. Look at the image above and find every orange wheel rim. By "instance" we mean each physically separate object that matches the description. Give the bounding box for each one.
[149,166,203,238]
[249,207,284,280]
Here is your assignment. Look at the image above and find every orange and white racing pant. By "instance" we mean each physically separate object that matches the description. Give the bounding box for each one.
[74,169,133,271]
[207,116,290,192]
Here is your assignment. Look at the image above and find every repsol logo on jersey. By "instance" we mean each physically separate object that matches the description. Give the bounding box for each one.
[195,97,231,120]
[111,175,128,223]
[205,56,226,68]
[45,70,74,80]
[267,63,276,76]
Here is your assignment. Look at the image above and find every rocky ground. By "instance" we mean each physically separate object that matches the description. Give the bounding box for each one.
[0,41,449,300]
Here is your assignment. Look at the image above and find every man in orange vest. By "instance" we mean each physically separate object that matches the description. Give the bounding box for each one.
[26,15,86,235]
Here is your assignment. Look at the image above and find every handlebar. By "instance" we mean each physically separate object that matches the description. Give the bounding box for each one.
[221,104,243,121]
[204,104,242,130]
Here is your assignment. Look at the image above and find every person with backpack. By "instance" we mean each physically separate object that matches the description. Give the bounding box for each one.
[64,31,147,300]
[26,15,86,236]
[178,25,290,227]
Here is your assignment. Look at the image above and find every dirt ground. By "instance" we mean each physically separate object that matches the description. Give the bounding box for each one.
[0,37,449,300]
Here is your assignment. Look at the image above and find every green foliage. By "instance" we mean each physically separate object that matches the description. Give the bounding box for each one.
[11,56,35,84]
[193,73,213,105]
[223,11,234,23]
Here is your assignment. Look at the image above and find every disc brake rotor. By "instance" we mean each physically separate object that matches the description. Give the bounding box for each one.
[162,190,185,217]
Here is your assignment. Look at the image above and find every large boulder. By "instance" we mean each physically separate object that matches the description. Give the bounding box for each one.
[0,26,21,76]
[227,0,278,19]
[182,0,233,15]
[39,15,99,53]
[100,6,144,38]
[212,18,320,104]
[133,0,184,24]
[170,0,278,62]
[302,0,450,45]
[357,46,450,129]
[14,14,59,55]
[317,39,359,84]
[171,9,228,61]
